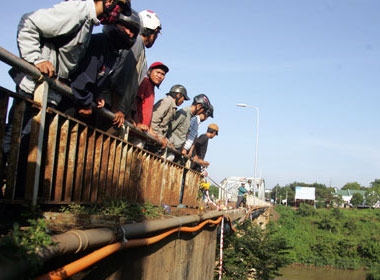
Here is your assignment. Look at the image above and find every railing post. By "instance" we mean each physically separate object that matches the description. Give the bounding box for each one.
[26,81,49,205]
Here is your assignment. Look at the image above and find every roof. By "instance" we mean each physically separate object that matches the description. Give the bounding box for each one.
[332,189,366,197]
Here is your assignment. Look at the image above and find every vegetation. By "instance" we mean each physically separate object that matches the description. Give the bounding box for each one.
[272,205,380,275]
[268,178,380,208]
[216,220,292,280]
[59,200,167,221]
[0,218,56,276]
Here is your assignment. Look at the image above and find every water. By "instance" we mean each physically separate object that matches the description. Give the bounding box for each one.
[275,265,367,280]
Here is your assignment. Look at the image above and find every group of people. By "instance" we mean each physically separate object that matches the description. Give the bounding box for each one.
[5,0,219,174]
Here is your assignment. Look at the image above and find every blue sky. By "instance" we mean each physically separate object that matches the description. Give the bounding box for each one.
[1,1,379,189]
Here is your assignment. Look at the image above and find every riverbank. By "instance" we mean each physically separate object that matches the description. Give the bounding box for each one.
[271,205,380,278]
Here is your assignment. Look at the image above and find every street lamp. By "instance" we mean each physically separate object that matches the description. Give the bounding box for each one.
[236,103,259,181]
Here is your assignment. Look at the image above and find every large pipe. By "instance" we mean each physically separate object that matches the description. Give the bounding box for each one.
[0,208,250,279]
[38,209,245,261]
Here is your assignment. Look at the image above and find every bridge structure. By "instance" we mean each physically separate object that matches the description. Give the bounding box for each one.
[218,176,266,202]
[0,47,270,280]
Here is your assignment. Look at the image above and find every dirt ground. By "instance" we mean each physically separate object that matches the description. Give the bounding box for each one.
[269,206,280,222]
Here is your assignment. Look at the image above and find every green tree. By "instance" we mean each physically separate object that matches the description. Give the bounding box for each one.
[366,191,380,208]
[370,179,380,190]
[209,185,219,199]
[218,221,291,280]
[350,192,364,208]
[342,182,362,190]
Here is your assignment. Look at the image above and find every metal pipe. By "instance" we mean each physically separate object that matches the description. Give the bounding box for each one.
[1,208,253,278]
[38,209,245,260]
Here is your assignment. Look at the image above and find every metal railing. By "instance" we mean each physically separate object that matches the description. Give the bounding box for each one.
[0,47,202,207]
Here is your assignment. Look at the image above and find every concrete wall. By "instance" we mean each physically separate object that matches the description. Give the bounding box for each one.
[90,225,218,280]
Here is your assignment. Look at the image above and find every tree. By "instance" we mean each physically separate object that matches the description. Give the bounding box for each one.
[209,185,219,200]
[350,192,363,207]
[366,191,380,208]
[342,182,362,190]
[370,179,380,189]
[297,203,316,217]
[218,221,291,280]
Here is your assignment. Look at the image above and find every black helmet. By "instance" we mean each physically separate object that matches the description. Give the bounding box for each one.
[206,104,214,118]
[167,84,189,100]
[103,9,141,50]
[193,94,211,110]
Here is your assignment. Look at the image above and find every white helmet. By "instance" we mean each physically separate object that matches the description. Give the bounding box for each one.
[139,10,161,32]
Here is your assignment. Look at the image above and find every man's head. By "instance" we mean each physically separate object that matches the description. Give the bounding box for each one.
[103,9,141,50]
[248,179,252,184]
[199,103,214,122]
[147,62,169,88]
[139,10,161,48]
[97,0,132,24]
[167,84,189,106]
[191,94,211,116]
[207,123,219,138]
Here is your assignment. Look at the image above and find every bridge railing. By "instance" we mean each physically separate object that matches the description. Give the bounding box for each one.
[0,47,202,207]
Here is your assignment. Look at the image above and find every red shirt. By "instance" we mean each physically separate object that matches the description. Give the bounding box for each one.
[135,77,155,127]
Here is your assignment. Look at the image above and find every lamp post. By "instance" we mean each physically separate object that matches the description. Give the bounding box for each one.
[236,103,259,181]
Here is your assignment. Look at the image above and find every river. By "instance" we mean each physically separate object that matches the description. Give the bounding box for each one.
[274,265,367,280]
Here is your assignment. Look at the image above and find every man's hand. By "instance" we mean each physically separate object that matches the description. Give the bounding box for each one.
[78,106,92,116]
[96,98,105,108]
[35,61,55,78]
[136,123,149,132]
[160,137,168,148]
[113,111,125,128]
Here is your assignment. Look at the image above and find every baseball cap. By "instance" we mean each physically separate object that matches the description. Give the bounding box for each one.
[208,123,219,135]
[149,62,169,73]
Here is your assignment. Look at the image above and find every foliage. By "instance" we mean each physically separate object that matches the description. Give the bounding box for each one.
[217,220,292,280]
[351,192,364,207]
[366,264,380,280]
[60,203,89,215]
[0,219,56,276]
[366,191,380,207]
[59,201,166,221]
[209,185,219,199]
[370,179,380,190]
[342,182,362,190]
[273,205,380,270]
[296,203,316,217]
[270,182,335,207]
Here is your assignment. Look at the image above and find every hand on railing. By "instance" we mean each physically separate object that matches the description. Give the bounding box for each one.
[112,111,125,128]
[35,61,56,78]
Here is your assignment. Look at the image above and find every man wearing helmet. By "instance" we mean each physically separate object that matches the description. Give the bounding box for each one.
[150,84,190,147]
[182,103,214,156]
[109,10,162,128]
[166,94,212,160]
[68,10,141,117]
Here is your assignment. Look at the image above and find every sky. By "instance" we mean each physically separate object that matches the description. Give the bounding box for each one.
[0,0,379,190]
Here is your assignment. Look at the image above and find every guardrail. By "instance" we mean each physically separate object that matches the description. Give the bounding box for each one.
[0,47,201,207]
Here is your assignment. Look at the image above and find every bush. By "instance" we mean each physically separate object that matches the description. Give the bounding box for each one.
[297,203,316,217]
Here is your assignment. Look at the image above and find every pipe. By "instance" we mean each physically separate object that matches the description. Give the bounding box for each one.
[38,228,119,261]
[40,210,240,261]
[1,208,246,279]
[36,217,223,280]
